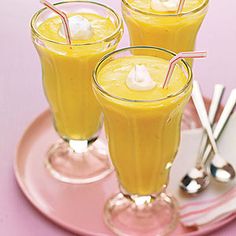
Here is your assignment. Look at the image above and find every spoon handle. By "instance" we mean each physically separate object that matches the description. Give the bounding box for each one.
[192,81,219,154]
[197,84,225,163]
[208,84,225,125]
[202,89,236,164]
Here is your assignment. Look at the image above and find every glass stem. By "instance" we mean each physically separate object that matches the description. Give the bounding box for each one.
[68,140,88,154]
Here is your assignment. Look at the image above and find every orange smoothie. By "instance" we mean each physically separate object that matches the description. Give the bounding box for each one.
[32,10,122,140]
[93,52,192,195]
[122,0,208,55]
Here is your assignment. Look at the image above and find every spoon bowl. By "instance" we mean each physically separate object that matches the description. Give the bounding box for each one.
[180,167,209,194]
[210,159,235,182]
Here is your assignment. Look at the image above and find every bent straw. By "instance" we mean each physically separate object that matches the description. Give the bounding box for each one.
[40,0,72,45]
[162,51,207,88]
[177,0,186,14]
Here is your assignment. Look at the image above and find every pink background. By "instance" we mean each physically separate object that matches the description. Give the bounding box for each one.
[1,0,235,235]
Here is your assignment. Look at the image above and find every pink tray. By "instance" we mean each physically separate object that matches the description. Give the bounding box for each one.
[14,106,235,236]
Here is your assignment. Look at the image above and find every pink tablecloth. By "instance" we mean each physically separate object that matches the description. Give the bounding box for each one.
[1,0,235,235]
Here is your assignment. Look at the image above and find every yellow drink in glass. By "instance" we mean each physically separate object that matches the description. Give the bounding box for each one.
[122,0,208,56]
[93,46,192,235]
[36,12,119,140]
[31,1,123,184]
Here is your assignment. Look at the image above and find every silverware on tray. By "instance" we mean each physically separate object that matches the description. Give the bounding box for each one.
[180,82,236,194]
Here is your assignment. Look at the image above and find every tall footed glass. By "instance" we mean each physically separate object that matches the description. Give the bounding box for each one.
[93,47,192,235]
[31,1,123,184]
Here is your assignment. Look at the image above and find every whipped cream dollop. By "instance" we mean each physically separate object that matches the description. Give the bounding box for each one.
[59,15,93,40]
[151,0,179,12]
[126,64,157,91]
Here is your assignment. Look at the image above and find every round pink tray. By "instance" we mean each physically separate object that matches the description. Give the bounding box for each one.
[14,107,235,236]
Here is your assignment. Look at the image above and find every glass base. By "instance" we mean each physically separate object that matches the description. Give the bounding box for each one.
[45,138,113,184]
[104,192,179,236]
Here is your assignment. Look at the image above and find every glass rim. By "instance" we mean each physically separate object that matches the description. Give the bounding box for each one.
[31,0,123,46]
[122,0,209,17]
[93,46,193,103]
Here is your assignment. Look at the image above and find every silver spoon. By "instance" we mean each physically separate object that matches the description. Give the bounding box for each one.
[180,83,225,194]
[203,89,236,182]
[197,84,225,161]
[183,82,235,194]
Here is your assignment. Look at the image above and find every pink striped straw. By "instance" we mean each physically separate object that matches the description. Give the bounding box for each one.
[177,0,186,14]
[40,0,72,45]
[162,51,207,88]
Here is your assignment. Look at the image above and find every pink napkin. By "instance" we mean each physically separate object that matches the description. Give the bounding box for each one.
[168,113,236,227]
[180,185,236,226]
